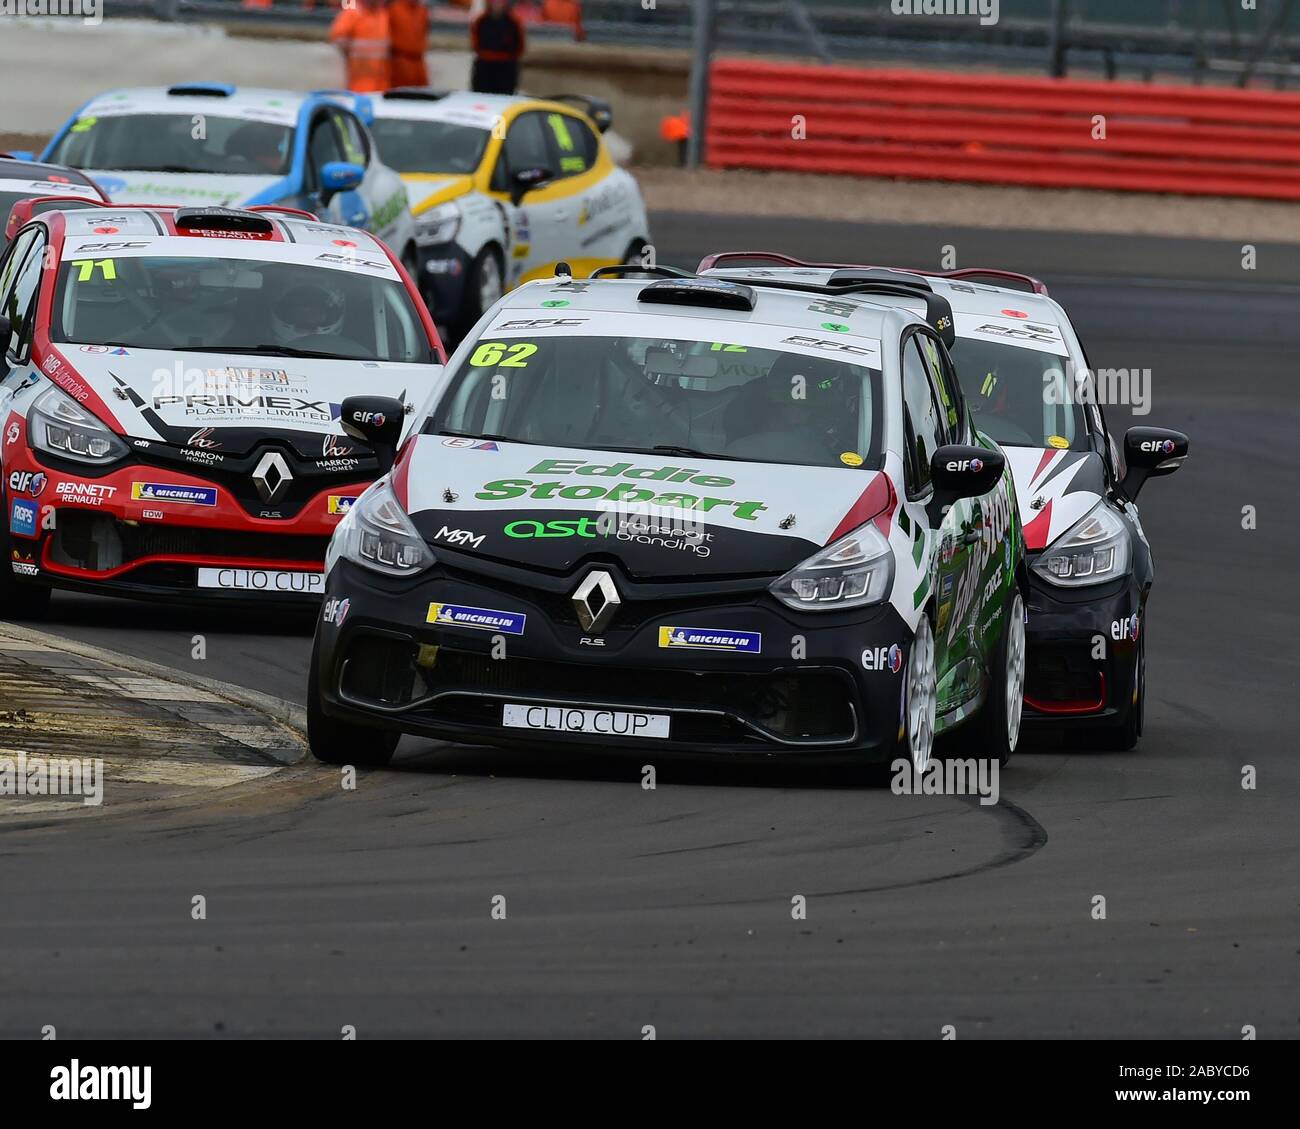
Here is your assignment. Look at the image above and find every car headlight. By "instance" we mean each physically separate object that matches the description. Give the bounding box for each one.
[327,478,434,577]
[1031,501,1130,587]
[29,385,129,464]
[769,521,894,611]
[413,201,461,246]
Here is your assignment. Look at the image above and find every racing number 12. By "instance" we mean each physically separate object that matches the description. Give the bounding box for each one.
[70,258,117,282]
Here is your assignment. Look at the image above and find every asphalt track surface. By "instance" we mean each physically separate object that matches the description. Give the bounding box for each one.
[3,217,1296,1038]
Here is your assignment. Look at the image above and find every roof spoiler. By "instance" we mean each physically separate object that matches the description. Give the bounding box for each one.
[696,251,1049,296]
[5,195,105,240]
[713,268,957,348]
[166,83,235,97]
[382,88,452,102]
[544,93,613,133]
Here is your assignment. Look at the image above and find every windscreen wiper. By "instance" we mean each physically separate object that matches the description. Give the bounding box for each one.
[643,444,744,462]
[436,429,528,444]
[179,345,358,360]
[116,165,214,174]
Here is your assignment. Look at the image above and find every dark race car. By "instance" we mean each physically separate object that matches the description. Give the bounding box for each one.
[699,253,1189,749]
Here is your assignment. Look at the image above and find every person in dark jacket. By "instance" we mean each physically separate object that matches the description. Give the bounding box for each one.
[471,0,527,95]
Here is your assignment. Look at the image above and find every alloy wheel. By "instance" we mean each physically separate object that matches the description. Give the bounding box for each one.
[907,615,937,773]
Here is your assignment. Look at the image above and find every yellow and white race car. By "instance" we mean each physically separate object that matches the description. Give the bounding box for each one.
[369,89,651,337]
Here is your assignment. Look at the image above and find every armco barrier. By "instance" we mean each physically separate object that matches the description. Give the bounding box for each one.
[705,59,1300,200]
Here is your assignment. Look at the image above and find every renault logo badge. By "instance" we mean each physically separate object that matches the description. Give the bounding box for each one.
[572,569,620,634]
[251,451,293,504]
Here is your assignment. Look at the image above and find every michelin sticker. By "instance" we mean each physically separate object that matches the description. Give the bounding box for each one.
[426,602,526,635]
[658,626,761,654]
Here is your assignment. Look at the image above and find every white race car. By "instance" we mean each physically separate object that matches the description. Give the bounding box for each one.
[368,90,651,336]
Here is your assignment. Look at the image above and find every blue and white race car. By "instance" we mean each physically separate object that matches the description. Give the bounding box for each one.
[39,83,416,271]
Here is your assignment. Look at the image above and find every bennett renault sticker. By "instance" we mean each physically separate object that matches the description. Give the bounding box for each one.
[131,482,219,506]
[658,626,762,654]
[54,482,117,505]
[10,498,39,539]
[327,495,357,515]
[426,602,526,635]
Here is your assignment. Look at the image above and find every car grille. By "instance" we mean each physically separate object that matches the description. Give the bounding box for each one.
[337,635,858,745]
[1025,644,1105,712]
[118,524,329,563]
[130,442,375,519]
[49,510,330,571]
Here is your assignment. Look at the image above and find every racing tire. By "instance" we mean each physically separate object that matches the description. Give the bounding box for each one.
[1097,631,1144,752]
[965,588,1025,767]
[307,639,398,767]
[456,244,505,340]
[896,611,937,776]
[0,498,52,620]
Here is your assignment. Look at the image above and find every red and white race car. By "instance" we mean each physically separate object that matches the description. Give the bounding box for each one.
[0,201,444,614]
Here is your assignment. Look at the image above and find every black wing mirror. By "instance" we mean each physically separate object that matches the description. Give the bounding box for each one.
[927,445,1005,525]
[341,395,404,475]
[1120,426,1188,500]
[510,166,554,206]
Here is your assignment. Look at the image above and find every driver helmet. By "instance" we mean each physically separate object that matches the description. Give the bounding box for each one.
[270,281,347,342]
[226,122,287,173]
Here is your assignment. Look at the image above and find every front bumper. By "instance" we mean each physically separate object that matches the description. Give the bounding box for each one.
[1022,568,1143,728]
[6,452,367,607]
[313,555,915,760]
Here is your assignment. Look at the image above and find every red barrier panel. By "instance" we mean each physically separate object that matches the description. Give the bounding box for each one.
[705,60,1300,200]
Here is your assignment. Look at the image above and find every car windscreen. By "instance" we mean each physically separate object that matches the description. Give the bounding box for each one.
[47,114,294,178]
[433,326,883,470]
[949,335,1087,450]
[51,255,429,362]
[368,118,489,175]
